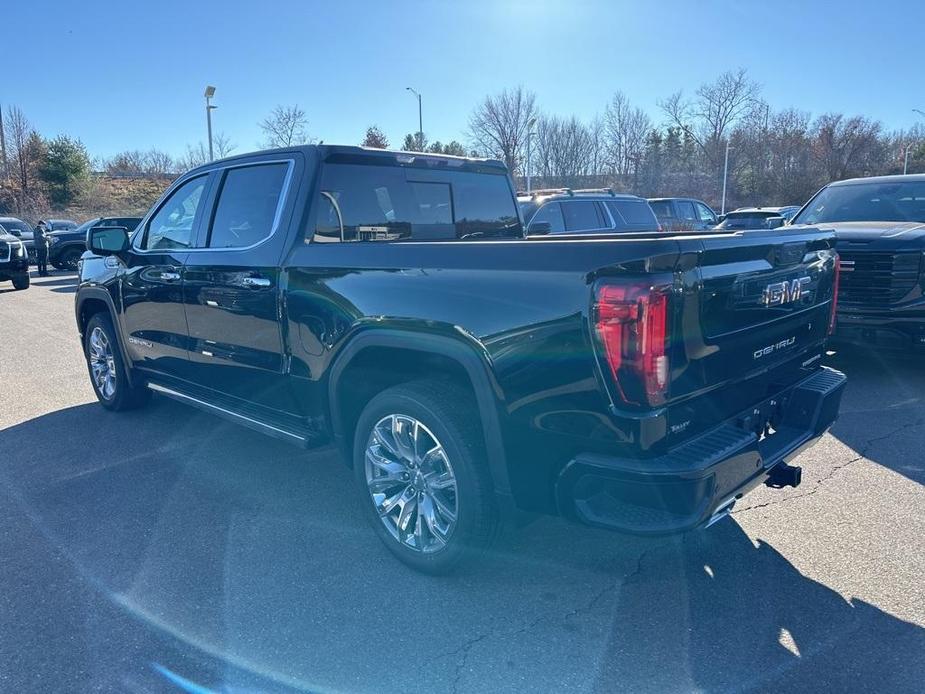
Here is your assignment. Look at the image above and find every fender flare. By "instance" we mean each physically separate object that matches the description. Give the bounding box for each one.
[75,286,136,387]
[327,329,512,496]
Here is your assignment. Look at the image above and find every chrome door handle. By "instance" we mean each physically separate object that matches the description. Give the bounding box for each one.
[241,276,271,288]
[160,271,181,281]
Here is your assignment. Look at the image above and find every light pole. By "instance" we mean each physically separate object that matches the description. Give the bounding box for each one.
[406,87,423,150]
[904,142,913,175]
[721,141,733,215]
[526,117,537,193]
[204,85,217,161]
[914,108,925,120]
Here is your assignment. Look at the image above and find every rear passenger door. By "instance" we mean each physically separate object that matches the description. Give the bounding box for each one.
[675,200,699,230]
[181,156,301,416]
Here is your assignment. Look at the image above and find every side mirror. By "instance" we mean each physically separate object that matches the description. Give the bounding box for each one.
[8,229,21,237]
[766,216,785,229]
[87,226,129,255]
[527,221,552,235]
[716,215,726,224]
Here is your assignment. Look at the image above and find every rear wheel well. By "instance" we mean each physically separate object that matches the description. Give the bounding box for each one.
[333,347,481,466]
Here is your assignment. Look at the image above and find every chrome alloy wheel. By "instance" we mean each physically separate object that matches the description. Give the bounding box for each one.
[88,326,117,400]
[365,414,459,553]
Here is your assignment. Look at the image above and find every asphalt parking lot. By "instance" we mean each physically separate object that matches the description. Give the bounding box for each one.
[1,273,923,693]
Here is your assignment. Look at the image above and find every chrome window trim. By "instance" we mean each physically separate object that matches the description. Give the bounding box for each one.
[131,158,296,254]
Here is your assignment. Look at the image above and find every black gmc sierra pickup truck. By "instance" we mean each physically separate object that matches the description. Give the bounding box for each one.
[75,145,846,573]
[789,174,925,351]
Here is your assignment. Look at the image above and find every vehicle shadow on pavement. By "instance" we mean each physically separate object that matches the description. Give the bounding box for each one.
[826,347,925,486]
[30,276,78,287]
[592,523,924,692]
[1,397,922,692]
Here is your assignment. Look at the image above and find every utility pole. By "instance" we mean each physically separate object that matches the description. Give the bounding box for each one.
[721,141,733,215]
[204,86,217,161]
[526,117,537,192]
[406,87,423,150]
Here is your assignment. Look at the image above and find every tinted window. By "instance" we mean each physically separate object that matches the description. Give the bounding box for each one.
[312,164,520,242]
[792,180,925,225]
[451,173,520,238]
[528,202,565,233]
[606,200,658,228]
[209,163,288,248]
[649,201,674,220]
[143,176,207,250]
[408,182,453,224]
[695,202,716,223]
[561,201,603,231]
[716,211,778,229]
[676,200,697,222]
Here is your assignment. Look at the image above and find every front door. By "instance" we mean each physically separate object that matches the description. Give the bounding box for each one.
[181,159,300,416]
[122,173,212,381]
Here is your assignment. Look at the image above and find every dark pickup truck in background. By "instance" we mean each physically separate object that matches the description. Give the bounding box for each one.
[75,145,846,573]
[790,174,925,351]
[49,216,143,270]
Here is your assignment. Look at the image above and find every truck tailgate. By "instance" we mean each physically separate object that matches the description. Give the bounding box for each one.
[665,228,838,440]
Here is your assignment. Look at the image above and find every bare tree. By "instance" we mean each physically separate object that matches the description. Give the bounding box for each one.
[467,86,537,174]
[144,149,175,175]
[812,113,885,181]
[361,126,389,149]
[660,69,761,166]
[604,92,651,176]
[5,106,35,193]
[259,105,311,148]
[534,115,595,185]
[213,132,236,158]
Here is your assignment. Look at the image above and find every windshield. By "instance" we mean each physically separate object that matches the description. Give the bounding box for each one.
[0,220,32,235]
[793,180,925,224]
[72,218,102,233]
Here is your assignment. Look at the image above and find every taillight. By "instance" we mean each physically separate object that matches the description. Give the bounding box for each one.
[828,253,840,335]
[594,283,670,406]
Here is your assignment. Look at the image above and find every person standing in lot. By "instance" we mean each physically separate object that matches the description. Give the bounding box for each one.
[33,220,50,276]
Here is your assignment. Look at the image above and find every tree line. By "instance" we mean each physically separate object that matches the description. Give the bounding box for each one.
[2,69,923,218]
[463,71,925,207]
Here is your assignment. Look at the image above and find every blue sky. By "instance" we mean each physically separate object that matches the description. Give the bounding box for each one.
[7,0,925,160]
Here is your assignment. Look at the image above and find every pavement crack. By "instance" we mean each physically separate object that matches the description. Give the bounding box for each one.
[734,417,924,514]
[434,542,669,691]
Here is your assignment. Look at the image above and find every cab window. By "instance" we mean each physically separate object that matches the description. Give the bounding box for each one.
[143,176,208,250]
[208,163,289,248]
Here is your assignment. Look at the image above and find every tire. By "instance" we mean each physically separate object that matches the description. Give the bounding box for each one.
[83,313,150,411]
[12,274,29,290]
[60,247,83,271]
[353,380,500,574]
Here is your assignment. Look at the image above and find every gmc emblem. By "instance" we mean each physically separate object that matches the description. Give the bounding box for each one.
[761,277,811,306]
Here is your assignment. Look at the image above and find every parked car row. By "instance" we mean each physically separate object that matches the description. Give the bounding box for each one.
[0,216,141,278]
[518,192,803,236]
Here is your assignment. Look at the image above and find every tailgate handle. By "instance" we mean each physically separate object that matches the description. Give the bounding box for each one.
[240,276,271,288]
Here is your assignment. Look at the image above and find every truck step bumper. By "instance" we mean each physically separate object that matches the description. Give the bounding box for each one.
[555,367,847,535]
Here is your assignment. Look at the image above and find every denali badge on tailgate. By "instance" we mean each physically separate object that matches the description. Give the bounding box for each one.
[761,277,810,306]
[754,336,796,359]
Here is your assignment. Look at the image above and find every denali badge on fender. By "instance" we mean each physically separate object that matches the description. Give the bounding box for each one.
[754,336,796,359]
[761,277,811,306]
